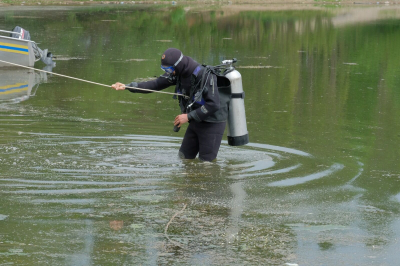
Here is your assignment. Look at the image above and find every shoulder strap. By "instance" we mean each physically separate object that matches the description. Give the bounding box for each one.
[186,66,211,111]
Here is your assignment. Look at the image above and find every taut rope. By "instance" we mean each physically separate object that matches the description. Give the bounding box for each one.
[0,59,188,98]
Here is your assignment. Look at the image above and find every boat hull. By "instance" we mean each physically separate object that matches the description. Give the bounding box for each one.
[0,35,35,67]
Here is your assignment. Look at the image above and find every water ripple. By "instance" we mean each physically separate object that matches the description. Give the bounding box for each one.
[267,163,345,187]
[0,134,349,195]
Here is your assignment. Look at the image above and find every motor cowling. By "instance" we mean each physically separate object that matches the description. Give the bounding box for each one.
[225,68,249,146]
[11,26,31,40]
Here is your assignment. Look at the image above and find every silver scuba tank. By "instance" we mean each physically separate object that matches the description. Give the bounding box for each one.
[222,59,249,146]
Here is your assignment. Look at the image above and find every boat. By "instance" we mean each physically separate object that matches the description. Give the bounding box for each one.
[0,26,55,68]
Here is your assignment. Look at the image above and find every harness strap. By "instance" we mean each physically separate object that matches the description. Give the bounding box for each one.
[188,66,209,109]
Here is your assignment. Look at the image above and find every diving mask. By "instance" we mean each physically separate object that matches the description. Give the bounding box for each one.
[161,52,183,74]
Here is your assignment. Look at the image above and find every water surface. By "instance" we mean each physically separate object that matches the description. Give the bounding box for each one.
[1,4,400,265]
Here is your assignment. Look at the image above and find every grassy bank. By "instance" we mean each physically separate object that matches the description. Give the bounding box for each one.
[0,0,399,7]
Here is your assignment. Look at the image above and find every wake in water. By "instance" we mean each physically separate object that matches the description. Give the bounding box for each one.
[0,133,350,193]
[0,133,377,266]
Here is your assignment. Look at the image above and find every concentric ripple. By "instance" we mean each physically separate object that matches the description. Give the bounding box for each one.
[0,133,348,194]
[0,133,366,265]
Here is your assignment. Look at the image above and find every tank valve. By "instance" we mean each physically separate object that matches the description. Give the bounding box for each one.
[221,58,237,68]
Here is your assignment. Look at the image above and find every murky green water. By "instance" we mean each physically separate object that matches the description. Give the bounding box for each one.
[1,4,400,265]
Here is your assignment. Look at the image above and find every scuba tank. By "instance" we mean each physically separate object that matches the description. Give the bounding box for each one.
[221,59,249,146]
[175,58,249,146]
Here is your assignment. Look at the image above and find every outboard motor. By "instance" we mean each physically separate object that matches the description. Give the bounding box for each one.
[222,59,249,146]
[11,26,55,67]
[11,26,31,40]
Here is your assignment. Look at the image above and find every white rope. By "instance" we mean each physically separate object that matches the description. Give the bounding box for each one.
[0,59,188,98]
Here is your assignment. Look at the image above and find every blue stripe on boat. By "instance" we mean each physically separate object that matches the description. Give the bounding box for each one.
[0,45,29,52]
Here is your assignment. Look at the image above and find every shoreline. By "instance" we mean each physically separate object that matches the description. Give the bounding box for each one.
[0,0,399,7]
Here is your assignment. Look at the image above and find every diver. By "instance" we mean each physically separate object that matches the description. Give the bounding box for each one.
[111,48,230,162]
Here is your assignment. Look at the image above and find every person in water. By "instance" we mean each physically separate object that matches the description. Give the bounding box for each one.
[111,48,229,162]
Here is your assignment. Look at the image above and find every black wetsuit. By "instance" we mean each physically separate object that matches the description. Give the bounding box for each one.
[125,53,228,161]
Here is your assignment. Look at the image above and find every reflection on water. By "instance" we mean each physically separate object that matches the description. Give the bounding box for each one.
[225,181,246,244]
[0,4,400,266]
[67,219,94,266]
[0,68,51,103]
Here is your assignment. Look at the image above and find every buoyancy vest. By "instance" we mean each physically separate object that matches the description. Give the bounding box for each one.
[176,65,232,123]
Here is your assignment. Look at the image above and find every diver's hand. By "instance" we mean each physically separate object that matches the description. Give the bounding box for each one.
[111,82,126,90]
[174,114,189,127]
